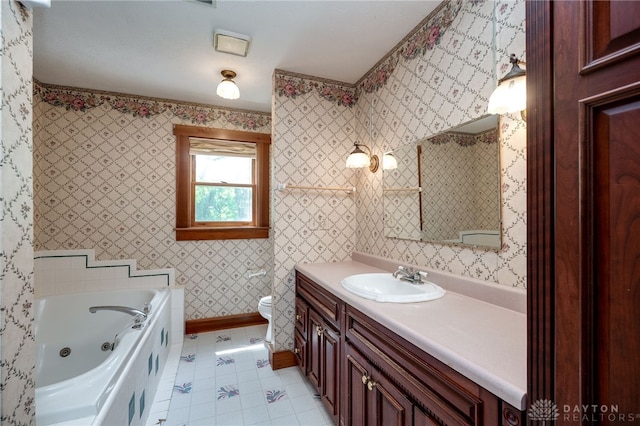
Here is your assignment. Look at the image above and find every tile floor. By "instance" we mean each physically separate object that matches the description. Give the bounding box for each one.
[146,325,333,426]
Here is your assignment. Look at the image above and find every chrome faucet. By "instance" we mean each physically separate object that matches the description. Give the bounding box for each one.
[89,306,148,324]
[392,266,426,284]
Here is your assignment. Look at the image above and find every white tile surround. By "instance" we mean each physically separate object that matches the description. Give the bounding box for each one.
[34,250,184,344]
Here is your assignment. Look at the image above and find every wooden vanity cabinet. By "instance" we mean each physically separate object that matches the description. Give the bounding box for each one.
[295,272,343,424]
[295,272,525,426]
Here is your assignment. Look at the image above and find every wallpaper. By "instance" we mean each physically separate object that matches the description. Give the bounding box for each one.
[355,0,527,288]
[271,70,357,352]
[32,83,273,321]
[420,129,500,241]
[382,146,422,241]
[269,0,526,352]
[1,1,35,424]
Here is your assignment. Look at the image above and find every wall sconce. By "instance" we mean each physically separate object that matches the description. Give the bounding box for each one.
[346,143,379,172]
[216,70,240,100]
[487,54,526,119]
[382,152,398,170]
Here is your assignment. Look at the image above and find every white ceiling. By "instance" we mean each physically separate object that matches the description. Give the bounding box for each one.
[33,0,440,113]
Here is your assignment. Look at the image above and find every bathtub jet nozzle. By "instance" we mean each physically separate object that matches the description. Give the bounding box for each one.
[89,305,148,322]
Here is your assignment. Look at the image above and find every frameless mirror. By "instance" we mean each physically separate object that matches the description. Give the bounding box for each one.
[383,114,501,249]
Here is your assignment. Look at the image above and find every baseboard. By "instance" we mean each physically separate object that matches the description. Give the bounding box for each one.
[268,345,297,370]
[185,312,267,335]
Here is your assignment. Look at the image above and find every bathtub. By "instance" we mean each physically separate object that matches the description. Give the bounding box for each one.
[35,288,171,425]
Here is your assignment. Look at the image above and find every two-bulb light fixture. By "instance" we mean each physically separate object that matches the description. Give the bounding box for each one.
[487,54,527,120]
[216,70,240,100]
[345,146,399,173]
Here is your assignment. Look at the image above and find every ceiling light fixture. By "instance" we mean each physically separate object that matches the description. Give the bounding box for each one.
[216,70,240,100]
[487,54,526,119]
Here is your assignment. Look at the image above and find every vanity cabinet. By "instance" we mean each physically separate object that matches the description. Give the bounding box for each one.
[295,271,525,426]
[295,272,343,424]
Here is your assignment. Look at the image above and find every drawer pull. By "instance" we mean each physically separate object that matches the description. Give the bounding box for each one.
[367,380,377,391]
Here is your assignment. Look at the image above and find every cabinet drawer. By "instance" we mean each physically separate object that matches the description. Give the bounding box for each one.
[294,297,308,338]
[294,330,307,374]
[346,305,483,425]
[296,272,342,329]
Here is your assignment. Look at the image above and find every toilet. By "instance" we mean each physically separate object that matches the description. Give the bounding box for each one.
[257,295,273,343]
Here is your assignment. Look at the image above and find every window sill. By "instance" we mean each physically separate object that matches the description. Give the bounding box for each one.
[175,227,269,241]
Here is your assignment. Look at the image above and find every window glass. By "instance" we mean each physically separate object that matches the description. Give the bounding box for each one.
[194,186,253,222]
[194,155,253,184]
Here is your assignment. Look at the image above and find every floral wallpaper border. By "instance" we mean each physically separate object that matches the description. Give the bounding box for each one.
[34,82,270,130]
[428,128,498,146]
[358,0,464,94]
[274,70,357,107]
[274,0,466,105]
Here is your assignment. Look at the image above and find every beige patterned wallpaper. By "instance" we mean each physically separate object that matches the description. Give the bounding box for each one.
[382,145,422,241]
[1,1,35,424]
[420,129,500,241]
[32,84,273,321]
[269,0,526,352]
[271,70,357,351]
[355,0,527,288]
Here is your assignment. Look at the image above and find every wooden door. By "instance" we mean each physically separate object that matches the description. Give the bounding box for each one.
[527,1,640,423]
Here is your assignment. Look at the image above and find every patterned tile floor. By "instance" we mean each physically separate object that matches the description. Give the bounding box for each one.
[146,325,333,426]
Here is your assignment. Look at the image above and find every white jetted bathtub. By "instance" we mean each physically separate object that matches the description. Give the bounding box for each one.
[35,288,171,425]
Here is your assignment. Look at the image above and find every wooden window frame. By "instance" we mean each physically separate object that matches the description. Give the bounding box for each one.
[174,124,270,240]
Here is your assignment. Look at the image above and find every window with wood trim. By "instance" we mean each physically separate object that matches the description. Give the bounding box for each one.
[174,125,270,240]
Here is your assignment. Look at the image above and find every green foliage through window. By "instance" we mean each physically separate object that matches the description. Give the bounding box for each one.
[194,186,253,222]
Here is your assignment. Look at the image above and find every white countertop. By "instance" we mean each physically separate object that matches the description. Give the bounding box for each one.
[295,258,527,410]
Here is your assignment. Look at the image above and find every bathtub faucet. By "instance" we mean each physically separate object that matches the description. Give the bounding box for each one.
[89,306,148,324]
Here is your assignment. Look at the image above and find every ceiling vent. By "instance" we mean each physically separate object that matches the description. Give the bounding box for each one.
[214,30,251,57]
[185,0,216,7]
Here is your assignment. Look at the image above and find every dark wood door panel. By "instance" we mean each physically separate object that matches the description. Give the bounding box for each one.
[345,347,369,426]
[592,95,640,418]
[583,0,640,72]
[528,0,640,424]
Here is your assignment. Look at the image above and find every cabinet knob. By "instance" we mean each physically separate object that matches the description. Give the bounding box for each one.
[294,347,300,354]
[361,375,369,385]
[367,380,377,391]
[295,314,301,320]
[316,326,324,336]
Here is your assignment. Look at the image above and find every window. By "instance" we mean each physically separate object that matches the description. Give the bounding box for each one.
[174,125,270,240]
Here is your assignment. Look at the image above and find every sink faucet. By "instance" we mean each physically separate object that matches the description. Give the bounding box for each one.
[392,266,426,284]
[89,306,148,323]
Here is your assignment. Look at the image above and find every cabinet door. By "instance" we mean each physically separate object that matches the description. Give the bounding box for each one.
[321,323,340,418]
[308,309,323,389]
[345,344,412,426]
[345,345,369,426]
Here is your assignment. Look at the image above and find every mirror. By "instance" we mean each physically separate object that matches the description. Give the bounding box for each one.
[383,114,501,249]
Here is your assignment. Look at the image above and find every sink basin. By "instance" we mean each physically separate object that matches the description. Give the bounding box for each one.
[341,273,445,303]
